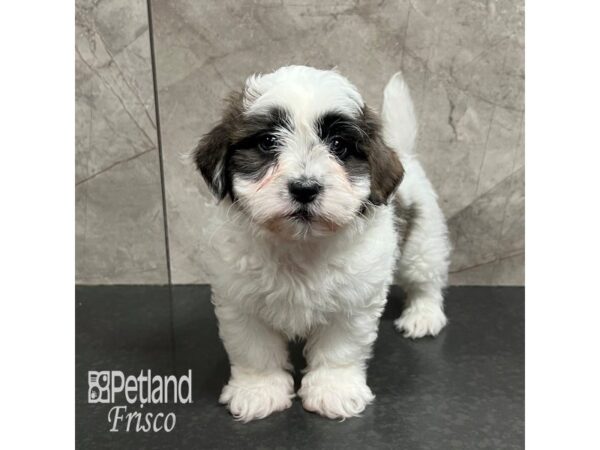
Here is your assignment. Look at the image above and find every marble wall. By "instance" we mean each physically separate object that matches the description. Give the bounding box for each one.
[76,0,524,286]
[76,0,168,283]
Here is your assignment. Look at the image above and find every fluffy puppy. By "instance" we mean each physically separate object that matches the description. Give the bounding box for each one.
[193,65,450,422]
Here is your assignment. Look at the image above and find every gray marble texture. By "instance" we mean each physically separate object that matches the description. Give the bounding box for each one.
[76,0,167,283]
[75,0,524,285]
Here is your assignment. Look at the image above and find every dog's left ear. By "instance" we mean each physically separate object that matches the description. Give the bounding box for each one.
[193,92,243,200]
[361,107,405,205]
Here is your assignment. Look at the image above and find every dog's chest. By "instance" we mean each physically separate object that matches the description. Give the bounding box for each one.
[219,241,393,337]
[237,252,371,335]
[210,209,399,337]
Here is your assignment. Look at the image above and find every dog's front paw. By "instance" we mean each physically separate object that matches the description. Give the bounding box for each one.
[394,303,447,338]
[298,367,374,419]
[219,367,294,422]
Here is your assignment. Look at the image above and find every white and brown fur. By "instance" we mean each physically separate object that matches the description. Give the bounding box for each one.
[193,66,450,422]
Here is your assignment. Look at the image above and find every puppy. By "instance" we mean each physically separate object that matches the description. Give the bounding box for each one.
[193,66,450,422]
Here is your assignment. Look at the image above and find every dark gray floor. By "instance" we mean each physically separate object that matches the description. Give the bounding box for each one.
[76,285,524,449]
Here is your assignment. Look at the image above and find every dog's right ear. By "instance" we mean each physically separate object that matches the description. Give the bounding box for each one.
[193,120,231,199]
[193,93,243,200]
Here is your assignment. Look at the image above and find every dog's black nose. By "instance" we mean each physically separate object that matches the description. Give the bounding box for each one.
[288,178,322,204]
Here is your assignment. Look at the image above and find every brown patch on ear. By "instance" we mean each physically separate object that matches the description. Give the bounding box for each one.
[361,107,404,205]
[193,91,244,199]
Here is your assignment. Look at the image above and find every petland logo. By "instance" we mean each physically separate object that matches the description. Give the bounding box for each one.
[88,370,192,432]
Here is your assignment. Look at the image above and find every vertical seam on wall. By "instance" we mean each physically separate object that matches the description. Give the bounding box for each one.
[147,0,177,371]
[146,0,172,287]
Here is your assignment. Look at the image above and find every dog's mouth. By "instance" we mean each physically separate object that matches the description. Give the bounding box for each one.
[286,209,343,232]
[263,208,343,238]
[288,208,313,222]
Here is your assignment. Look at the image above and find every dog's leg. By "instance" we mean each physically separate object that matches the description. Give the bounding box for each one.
[215,303,294,422]
[298,305,384,419]
[394,197,450,339]
[394,283,447,339]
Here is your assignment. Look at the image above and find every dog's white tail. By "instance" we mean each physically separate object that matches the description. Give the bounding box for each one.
[381,72,418,156]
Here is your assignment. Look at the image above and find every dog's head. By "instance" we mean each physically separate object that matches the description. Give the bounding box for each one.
[194,65,404,240]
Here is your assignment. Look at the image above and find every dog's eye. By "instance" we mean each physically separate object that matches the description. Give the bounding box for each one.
[258,134,279,152]
[330,138,349,159]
